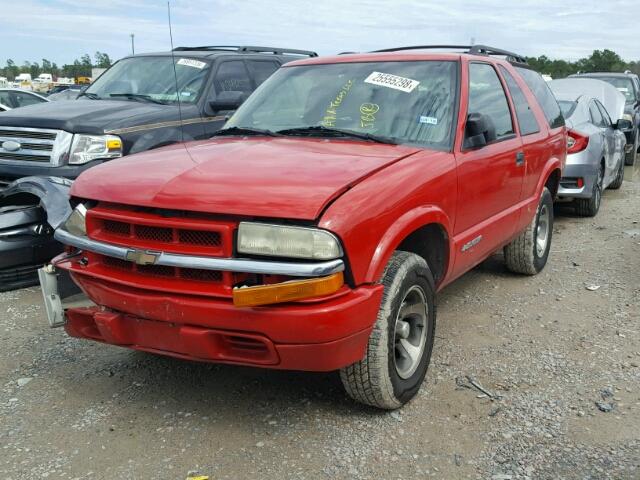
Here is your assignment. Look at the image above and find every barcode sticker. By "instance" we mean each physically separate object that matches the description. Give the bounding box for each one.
[364,71,420,93]
[177,58,207,69]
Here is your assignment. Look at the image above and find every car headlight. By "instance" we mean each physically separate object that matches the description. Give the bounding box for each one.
[237,222,343,260]
[64,203,87,237]
[69,134,123,165]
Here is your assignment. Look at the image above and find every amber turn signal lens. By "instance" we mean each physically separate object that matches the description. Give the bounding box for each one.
[233,272,344,308]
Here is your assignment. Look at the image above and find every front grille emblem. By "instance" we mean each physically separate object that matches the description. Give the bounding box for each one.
[125,249,161,265]
[1,140,21,152]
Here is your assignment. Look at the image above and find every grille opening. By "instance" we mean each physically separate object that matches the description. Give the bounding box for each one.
[137,264,175,277]
[103,256,132,270]
[180,268,222,282]
[103,220,131,236]
[178,229,221,246]
[0,129,57,140]
[0,152,49,162]
[134,225,173,243]
[225,336,270,352]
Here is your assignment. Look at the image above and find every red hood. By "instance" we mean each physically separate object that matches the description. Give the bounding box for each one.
[71,137,420,220]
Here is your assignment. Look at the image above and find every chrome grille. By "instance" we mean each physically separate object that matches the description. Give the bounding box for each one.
[0,126,64,165]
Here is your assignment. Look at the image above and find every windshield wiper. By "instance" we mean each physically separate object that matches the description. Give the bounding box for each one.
[276,125,397,145]
[212,126,281,137]
[109,93,168,105]
[77,91,100,100]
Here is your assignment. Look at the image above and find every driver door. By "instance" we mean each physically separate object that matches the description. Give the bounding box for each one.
[452,61,524,276]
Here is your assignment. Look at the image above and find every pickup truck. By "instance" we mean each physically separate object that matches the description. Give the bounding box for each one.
[39,45,566,409]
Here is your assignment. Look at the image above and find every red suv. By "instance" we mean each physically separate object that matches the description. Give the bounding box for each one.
[42,45,566,409]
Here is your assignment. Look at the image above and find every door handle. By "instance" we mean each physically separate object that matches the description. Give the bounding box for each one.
[516,151,525,166]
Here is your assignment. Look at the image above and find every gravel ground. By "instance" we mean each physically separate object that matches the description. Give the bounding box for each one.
[1,164,639,480]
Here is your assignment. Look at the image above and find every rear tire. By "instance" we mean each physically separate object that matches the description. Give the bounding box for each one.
[504,187,553,275]
[575,166,603,217]
[340,251,436,410]
[608,157,624,190]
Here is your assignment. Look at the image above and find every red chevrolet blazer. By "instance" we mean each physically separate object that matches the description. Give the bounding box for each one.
[41,45,566,409]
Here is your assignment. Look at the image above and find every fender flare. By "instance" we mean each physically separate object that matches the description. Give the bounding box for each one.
[536,155,563,198]
[364,205,453,284]
[0,176,72,229]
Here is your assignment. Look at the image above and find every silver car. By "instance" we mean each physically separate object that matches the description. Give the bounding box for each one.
[549,78,629,217]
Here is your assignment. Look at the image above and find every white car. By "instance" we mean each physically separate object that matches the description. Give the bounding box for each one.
[0,88,49,112]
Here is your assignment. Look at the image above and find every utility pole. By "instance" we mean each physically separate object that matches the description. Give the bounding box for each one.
[130,34,135,55]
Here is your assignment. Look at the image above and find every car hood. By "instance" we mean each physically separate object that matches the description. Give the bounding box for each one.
[71,137,421,220]
[0,99,184,134]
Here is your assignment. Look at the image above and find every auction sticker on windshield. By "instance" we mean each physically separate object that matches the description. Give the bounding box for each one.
[177,58,207,69]
[364,72,420,93]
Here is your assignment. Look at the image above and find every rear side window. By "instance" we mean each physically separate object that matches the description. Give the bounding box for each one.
[558,100,578,119]
[246,60,280,87]
[515,67,565,129]
[468,63,514,140]
[595,101,612,127]
[589,102,605,127]
[499,65,540,135]
[213,60,253,94]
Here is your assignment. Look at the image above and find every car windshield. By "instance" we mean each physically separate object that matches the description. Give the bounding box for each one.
[226,61,458,149]
[593,77,635,102]
[85,56,211,104]
[558,100,577,118]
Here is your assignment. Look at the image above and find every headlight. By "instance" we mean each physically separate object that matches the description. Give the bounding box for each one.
[237,222,343,260]
[64,204,87,237]
[69,134,123,165]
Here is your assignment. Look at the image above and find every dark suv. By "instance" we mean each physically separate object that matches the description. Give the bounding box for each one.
[570,71,640,165]
[0,45,317,188]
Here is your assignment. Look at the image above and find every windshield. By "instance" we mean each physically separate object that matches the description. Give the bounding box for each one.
[226,61,458,149]
[86,56,211,104]
[558,100,577,118]
[592,77,636,102]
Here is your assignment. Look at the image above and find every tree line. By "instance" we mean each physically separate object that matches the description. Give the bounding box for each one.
[527,49,638,78]
[0,52,112,80]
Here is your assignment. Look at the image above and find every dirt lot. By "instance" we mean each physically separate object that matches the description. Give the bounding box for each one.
[1,164,639,480]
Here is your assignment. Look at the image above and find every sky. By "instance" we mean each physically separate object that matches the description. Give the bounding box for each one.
[1,0,638,66]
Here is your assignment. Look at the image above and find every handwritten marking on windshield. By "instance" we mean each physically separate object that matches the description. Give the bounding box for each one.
[360,103,379,129]
[322,79,354,127]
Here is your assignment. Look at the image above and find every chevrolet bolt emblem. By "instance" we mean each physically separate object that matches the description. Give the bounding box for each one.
[125,249,161,265]
[1,140,21,152]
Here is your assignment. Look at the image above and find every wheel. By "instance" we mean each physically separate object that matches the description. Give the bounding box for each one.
[608,157,624,190]
[340,251,436,409]
[575,166,603,217]
[625,131,638,166]
[504,187,553,275]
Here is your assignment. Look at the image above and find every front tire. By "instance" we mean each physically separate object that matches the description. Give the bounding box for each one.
[340,251,436,410]
[504,187,554,275]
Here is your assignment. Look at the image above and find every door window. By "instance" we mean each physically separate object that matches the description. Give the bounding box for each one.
[213,61,252,95]
[499,65,540,136]
[515,67,564,129]
[468,63,514,141]
[10,92,44,107]
[246,60,280,87]
[595,100,612,127]
[589,101,605,127]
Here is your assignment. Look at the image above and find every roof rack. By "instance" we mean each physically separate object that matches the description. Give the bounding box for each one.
[172,45,318,57]
[370,44,528,64]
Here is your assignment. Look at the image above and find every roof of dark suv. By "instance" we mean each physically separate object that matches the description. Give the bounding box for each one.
[138,45,318,59]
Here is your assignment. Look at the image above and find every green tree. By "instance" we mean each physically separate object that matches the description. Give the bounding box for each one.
[94,51,112,68]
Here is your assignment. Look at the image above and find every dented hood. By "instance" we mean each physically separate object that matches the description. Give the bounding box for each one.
[71,137,420,220]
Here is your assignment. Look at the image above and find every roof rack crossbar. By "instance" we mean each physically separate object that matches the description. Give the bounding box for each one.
[172,45,317,57]
[370,44,528,64]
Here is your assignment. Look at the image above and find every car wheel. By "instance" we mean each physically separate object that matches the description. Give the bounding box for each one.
[575,166,603,217]
[504,187,553,275]
[625,131,638,166]
[608,157,624,190]
[339,251,436,410]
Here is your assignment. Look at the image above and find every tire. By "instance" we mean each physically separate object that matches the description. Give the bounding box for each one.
[504,187,553,275]
[625,131,638,166]
[608,157,624,190]
[340,251,436,410]
[575,166,603,217]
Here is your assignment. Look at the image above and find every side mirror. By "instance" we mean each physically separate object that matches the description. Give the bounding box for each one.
[615,118,633,130]
[208,91,246,113]
[464,113,497,149]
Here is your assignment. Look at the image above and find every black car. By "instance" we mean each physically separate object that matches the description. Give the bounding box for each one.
[0,45,316,291]
[570,71,640,165]
[0,45,316,188]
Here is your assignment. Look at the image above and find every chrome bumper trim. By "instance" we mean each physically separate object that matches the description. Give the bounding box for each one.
[54,229,345,277]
